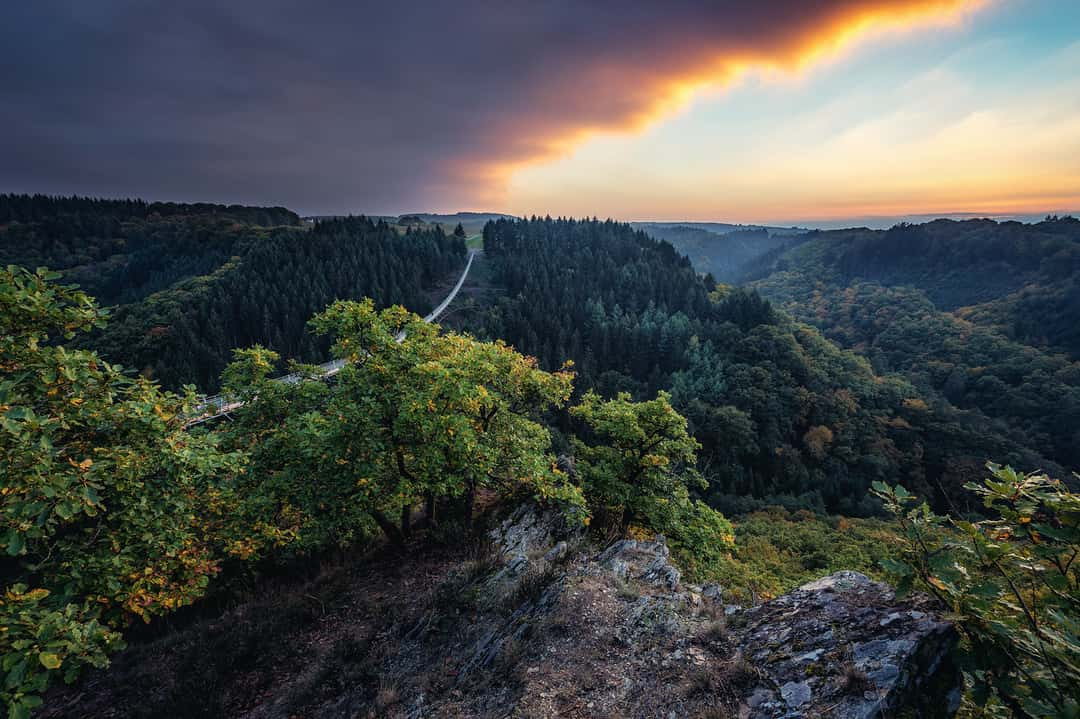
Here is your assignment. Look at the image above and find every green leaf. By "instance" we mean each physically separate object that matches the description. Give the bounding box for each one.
[969,581,1002,600]
[38,653,62,670]
[893,574,914,600]
[5,531,25,556]
[879,558,912,577]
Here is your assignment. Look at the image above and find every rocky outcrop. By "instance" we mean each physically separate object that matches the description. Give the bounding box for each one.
[490,502,575,559]
[732,571,960,718]
[484,509,961,718]
[44,505,961,719]
[599,537,682,590]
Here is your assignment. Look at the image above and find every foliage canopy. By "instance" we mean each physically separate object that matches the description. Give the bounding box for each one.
[874,466,1080,718]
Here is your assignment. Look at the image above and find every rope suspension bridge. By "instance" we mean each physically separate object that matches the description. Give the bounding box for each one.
[186,249,478,427]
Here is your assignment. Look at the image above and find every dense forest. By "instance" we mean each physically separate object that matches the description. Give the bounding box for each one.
[471,218,1052,517]
[0,194,300,304]
[2,203,1077,718]
[0,196,466,391]
[745,218,1080,471]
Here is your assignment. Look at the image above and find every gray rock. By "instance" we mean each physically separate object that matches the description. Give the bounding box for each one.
[486,552,530,588]
[780,681,812,707]
[641,553,681,590]
[599,536,681,590]
[608,558,630,580]
[747,687,778,709]
[733,572,959,718]
[543,540,569,563]
[702,583,724,601]
[489,504,561,558]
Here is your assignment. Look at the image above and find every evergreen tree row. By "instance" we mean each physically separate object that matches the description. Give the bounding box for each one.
[0,196,466,391]
[89,217,466,391]
[0,194,300,305]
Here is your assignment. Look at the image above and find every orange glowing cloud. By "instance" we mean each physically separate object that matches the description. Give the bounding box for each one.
[439,0,990,210]
[0,1,998,214]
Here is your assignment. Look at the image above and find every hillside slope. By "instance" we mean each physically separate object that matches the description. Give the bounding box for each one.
[42,507,958,719]
[634,223,796,282]
[89,216,466,390]
[743,218,1080,357]
[468,217,1054,515]
[0,196,467,390]
[0,194,300,305]
[746,219,1080,470]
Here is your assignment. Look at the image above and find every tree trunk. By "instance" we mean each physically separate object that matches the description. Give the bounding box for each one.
[464,481,476,534]
[619,505,635,536]
[424,493,437,528]
[371,509,404,544]
[400,503,412,538]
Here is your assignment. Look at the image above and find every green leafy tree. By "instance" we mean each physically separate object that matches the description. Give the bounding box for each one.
[0,267,244,716]
[873,464,1079,718]
[571,391,701,531]
[570,391,733,576]
[222,299,586,549]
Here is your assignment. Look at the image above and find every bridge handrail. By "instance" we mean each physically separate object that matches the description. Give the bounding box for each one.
[187,249,477,425]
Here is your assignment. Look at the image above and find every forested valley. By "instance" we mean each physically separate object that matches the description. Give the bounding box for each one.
[2,198,1077,718]
[469,217,1061,516]
[0,195,467,390]
[632,222,797,282]
[745,218,1080,472]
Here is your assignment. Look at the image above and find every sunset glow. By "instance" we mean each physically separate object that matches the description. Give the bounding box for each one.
[2,1,1078,221]
[490,0,1080,223]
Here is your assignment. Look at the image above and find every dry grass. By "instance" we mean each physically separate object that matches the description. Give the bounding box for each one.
[695,600,725,620]
[697,618,728,645]
[461,539,501,582]
[720,654,758,689]
[492,637,525,683]
[614,577,641,601]
[692,708,733,719]
[839,661,873,694]
[502,564,560,611]
[684,667,721,697]
[374,680,400,709]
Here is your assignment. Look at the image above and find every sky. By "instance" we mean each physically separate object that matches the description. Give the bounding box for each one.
[1,0,1078,223]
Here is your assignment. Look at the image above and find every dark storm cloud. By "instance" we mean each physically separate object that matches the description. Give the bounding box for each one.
[0,1,979,214]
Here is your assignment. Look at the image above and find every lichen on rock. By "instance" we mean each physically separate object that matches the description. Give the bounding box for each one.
[731,570,961,718]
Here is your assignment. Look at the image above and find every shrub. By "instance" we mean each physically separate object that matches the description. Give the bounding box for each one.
[873,464,1079,717]
[0,267,246,715]
[691,507,893,603]
[570,391,734,579]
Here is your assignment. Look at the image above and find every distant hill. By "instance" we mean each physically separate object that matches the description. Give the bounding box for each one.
[744,217,1080,357]
[773,210,1080,231]
[635,220,805,235]
[745,216,1080,471]
[406,212,517,236]
[305,212,517,237]
[409,211,517,222]
[0,194,300,305]
[633,222,804,282]
[0,195,466,390]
